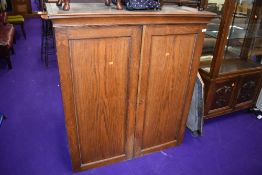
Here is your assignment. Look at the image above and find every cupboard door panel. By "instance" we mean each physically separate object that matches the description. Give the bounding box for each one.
[209,80,236,111]
[70,38,129,164]
[236,74,262,107]
[55,26,141,170]
[135,25,203,155]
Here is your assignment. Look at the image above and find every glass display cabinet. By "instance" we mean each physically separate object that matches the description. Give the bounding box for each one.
[199,0,262,118]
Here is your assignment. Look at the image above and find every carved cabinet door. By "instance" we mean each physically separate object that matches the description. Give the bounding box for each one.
[55,26,142,171]
[235,74,262,107]
[134,25,205,156]
[209,79,237,112]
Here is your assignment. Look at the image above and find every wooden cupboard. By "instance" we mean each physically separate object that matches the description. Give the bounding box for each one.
[46,3,214,171]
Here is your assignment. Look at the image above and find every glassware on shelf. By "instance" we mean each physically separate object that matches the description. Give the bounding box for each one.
[200,0,226,72]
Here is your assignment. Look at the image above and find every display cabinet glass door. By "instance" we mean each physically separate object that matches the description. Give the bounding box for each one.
[200,0,226,73]
[250,5,262,64]
[200,0,262,75]
[220,0,262,75]
[224,0,255,59]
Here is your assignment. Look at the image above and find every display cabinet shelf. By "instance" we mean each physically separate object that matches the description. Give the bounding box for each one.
[200,59,262,75]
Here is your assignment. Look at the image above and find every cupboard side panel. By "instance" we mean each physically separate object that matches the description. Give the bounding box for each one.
[54,28,82,171]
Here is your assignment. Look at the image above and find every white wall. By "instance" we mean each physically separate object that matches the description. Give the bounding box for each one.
[208,0,225,5]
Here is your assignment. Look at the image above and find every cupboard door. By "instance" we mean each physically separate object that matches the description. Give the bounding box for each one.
[55,26,142,171]
[135,25,205,156]
[235,74,262,107]
[209,79,236,111]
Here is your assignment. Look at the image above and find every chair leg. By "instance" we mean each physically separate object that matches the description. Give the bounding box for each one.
[45,42,48,67]
[21,23,27,39]
[11,46,15,55]
[6,55,12,69]
[13,34,16,44]
[45,53,48,67]
[41,20,45,61]
[44,21,49,67]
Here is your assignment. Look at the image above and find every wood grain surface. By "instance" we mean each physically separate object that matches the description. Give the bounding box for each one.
[55,26,142,170]
[70,37,129,164]
[134,25,202,155]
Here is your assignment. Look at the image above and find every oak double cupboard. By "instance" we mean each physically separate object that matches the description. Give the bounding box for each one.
[46,3,214,172]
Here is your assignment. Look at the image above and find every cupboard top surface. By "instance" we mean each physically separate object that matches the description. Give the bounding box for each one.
[46,3,215,19]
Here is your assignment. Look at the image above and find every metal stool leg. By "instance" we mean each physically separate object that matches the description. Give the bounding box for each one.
[21,23,27,39]
[11,46,15,55]
[41,19,45,61]
[6,54,12,69]
[44,20,49,67]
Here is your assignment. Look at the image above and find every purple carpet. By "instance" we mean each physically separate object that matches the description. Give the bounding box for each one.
[31,0,40,12]
[0,18,262,175]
